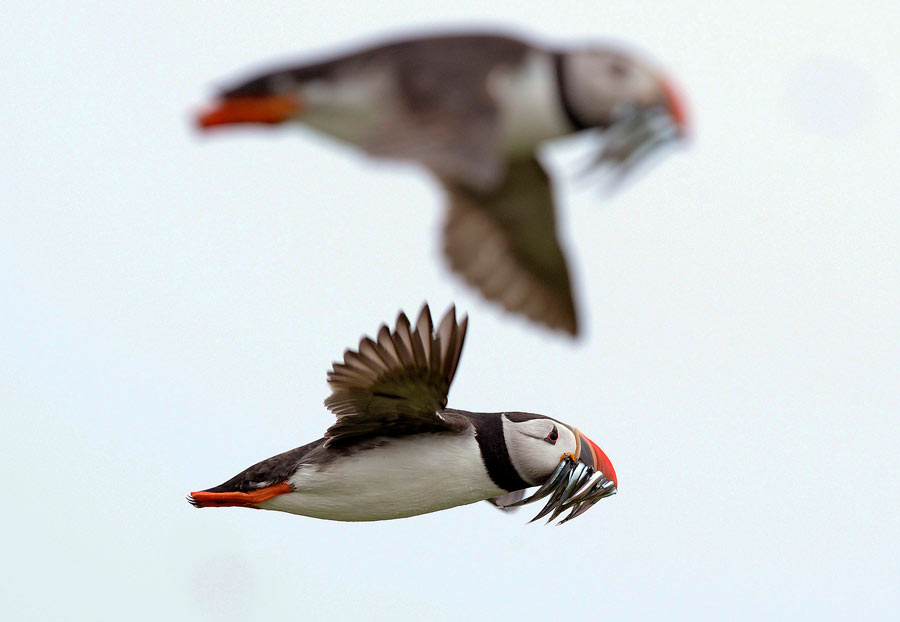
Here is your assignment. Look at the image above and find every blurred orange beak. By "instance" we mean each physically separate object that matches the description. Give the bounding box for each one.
[574,429,617,487]
[197,95,301,129]
[660,78,689,136]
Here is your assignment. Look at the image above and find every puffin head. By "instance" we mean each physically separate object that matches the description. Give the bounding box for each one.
[560,47,687,135]
[499,412,616,523]
[501,413,615,486]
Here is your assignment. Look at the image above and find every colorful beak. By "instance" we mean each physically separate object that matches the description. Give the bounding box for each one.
[196,95,301,129]
[659,77,688,136]
[574,429,617,487]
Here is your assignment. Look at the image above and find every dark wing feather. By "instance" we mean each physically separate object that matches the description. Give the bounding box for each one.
[324,305,468,447]
[441,157,578,335]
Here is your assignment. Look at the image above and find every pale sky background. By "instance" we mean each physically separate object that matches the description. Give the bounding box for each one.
[2,2,898,620]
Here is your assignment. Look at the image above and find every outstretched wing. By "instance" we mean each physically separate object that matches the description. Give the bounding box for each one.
[441,157,578,335]
[323,305,468,447]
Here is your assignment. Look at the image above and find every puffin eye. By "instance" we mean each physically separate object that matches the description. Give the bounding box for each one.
[608,61,629,79]
[544,425,559,444]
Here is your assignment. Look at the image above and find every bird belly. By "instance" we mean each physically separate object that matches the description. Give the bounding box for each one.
[258,433,505,521]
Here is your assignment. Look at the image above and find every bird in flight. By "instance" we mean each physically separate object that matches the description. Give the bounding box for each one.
[197,32,688,335]
[188,305,617,524]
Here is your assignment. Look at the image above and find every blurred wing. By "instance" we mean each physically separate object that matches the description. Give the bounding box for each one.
[324,305,468,447]
[441,157,578,335]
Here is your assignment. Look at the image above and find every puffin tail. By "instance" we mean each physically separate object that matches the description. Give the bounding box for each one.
[187,482,292,509]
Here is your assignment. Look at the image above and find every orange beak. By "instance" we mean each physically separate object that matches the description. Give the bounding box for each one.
[574,429,617,487]
[187,482,292,508]
[196,95,301,129]
[660,78,689,137]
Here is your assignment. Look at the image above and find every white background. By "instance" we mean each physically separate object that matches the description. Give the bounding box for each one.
[2,2,898,620]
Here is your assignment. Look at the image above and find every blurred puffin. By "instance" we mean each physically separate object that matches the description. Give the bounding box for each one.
[196,32,688,335]
[188,305,617,524]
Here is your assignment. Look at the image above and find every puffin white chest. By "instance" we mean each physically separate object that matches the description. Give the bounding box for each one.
[260,432,506,521]
[489,51,573,156]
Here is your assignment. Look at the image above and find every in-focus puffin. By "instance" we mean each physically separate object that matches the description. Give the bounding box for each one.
[188,305,617,524]
[196,32,688,336]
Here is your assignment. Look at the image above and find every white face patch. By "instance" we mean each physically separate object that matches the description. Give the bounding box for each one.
[565,50,660,127]
[501,414,577,485]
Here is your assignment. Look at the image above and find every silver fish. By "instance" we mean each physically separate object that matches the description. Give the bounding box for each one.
[496,455,617,525]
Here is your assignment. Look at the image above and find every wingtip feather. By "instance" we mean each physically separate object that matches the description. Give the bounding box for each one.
[324,304,469,418]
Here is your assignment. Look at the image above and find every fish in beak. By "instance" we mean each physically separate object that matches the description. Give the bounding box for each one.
[501,428,617,525]
[584,75,689,184]
[573,428,618,487]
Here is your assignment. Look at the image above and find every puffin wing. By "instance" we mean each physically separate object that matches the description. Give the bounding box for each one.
[441,156,578,335]
[324,305,468,447]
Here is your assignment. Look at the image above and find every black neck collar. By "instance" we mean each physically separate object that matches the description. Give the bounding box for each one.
[469,413,530,492]
[553,52,590,132]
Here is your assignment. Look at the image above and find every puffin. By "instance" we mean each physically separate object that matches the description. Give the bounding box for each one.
[196,32,688,336]
[188,305,617,524]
